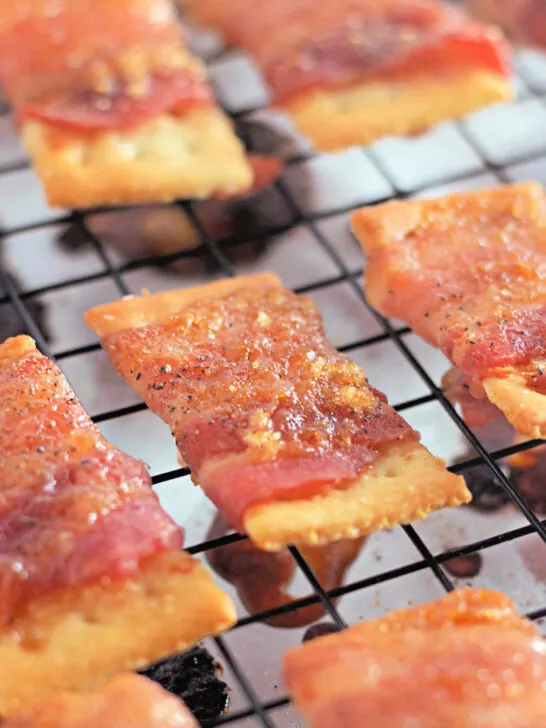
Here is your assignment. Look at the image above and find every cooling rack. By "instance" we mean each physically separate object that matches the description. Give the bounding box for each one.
[1,23,546,728]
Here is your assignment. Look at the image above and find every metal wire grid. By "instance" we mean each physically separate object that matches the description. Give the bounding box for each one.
[0,46,546,728]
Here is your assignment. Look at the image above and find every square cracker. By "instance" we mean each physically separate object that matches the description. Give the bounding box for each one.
[0,337,236,718]
[285,70,512,152]
[0,551,236,718]
[283,588,541,728]
[22,108,253,209]
[86,273,470,552]
[352,182,546,440]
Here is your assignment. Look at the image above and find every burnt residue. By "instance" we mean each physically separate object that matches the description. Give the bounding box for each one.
[510,444,546,515]
[302,622,344,643]
[57,115,305,271]
[444,552,483,579]
[141,644,229,726]
[461,462,511,513]
[206,514,364,629]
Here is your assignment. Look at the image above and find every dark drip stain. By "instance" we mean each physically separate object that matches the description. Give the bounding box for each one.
[456,437,546,516]
[141,644,229,726]
[509,444,546,515]
[206,514,364,629]
[462,461,511,513]
[57,115,308,274]
[444,552,483,579]
[302,622,344,643]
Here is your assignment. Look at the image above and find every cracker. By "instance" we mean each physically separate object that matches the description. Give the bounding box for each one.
[285,70,512,152]
[85,273,281,335]
[22,108,252,209]
[483,374,546,439]
[0,337,236,717]
[0,552,236,718]
[86,274,469,551]
[4,673,198,727]
[244,440,469,551]
[352,183,546,440]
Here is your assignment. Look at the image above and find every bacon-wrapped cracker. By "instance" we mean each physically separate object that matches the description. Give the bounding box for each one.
[468,0,546,50]
[0,0,252,208]
[352,182,546,439]
[85,274,469,552]
[5,673,197,727]
[0,336,235,718]
[284,588,546,728]
[183,0,513,151]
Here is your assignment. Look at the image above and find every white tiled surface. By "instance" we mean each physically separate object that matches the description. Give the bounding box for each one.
[372,123,484,193]
[505,154,546,186]
[315,213,365,273]
[100,408,179,477]
[210,51,270,112]
[1,39,546,728]
[462,98,546,165]
[515,49,546,93]
[60,349,142,418]
[37,277,121,353]
[283,150,393,216]
[350,339,428,407]
[2,225,105,291]
[0,167,65,229]
[412,171,500,199]
[308,281,383,346]
[0,114,27,169]
[235,225,340,288]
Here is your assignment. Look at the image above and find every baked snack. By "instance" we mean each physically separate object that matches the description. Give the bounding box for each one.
[0,0,252,208]
[284,587,546,727]
[5,673,197,727]
[468,0,546,49]
[183,0,513,151]
[85,273,469,552]
[352,182,546,439]
[0,335,235,718]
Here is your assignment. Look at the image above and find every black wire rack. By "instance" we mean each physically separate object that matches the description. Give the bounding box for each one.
[1,32,546,728]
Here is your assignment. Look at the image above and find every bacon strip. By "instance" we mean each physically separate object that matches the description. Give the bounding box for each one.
[0,335,180,624]
[352,182,546,439]
[0,0,213,130]
[5,674,197,728]
[468,0,546,50]
[0,335,236,718]
[0,0,252,206]
[86,273,469,551]
[183,0,513,150]
[284,588,546,728]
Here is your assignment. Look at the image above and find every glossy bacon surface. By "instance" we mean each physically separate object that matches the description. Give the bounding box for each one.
[0,0,214,131]
[284,588,546,728]
[0,337,181,626]
[353,182,546,401]
[468,0,546,49]
[186,0,511,104]
[5,673,197,728]
[99,282,418,531]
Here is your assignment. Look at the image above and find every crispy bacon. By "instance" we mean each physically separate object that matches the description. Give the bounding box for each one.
[4,673,197,728]
[185,0,511,105]
[97,283,418,532]
[469,0,546,49]
[0,337,182,625]
[352,182,546,434]
[0,0,214,131]
[284,588,546,728]
[442,366,504,428]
